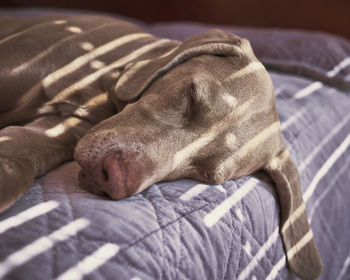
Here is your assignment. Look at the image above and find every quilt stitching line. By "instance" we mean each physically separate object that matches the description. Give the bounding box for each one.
[75,188,272,252]
[177,217,186,280]
[144,193,166,279]
[223,186,237,280]
[243,199,277,268]
[237,200,280,278]
[157,186,183,280]
[158,187,197,280]
[235,202,245,280]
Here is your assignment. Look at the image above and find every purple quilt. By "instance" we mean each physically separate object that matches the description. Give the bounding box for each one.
[0,9,349,280]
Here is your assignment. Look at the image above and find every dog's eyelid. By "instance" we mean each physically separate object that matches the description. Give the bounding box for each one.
[182,81,196,120]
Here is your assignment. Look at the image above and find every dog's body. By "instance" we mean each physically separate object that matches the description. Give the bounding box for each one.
[0,15,322,279]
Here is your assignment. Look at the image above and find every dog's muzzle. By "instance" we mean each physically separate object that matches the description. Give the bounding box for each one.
[76,149,153,200]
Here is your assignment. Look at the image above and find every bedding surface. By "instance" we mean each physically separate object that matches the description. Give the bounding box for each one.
[0,10,350,280]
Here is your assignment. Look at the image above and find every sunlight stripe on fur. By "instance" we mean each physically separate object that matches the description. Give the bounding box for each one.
[42,33,152,88]
[72,92,109,117]
[0,218,90,278]
[53,20,67,25]
[0,21,50,45]
[45,118,83,138]
[51,39,170,102]
[281,203,306,234]
[268,149,289,170]
[115,45,179,90]
[56,243,119,280]
[238,121,280,160]
[65,26,82,33]
[173,132,215,168]
[0,136,11,143]
[89,60,106,69]
[226,61,264,81]
[79,41,94,51]
[10,23,120,74]
[287,230,313,260]
[0,201,59,235]
[222,93,238,108]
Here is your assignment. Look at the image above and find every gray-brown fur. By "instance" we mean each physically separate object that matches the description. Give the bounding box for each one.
[0,15,322,279]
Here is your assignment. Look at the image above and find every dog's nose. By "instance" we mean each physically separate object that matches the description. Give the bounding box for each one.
[78,152,144,200]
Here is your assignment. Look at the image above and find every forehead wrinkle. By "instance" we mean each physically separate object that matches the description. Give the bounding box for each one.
[225,61,265,81]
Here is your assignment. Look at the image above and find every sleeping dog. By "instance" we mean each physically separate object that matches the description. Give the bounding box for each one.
[0,15,322,279]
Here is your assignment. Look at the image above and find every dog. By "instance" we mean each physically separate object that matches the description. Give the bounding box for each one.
[0,14,322,279]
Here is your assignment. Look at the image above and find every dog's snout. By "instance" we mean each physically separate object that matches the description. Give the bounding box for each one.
[77,151,150,200]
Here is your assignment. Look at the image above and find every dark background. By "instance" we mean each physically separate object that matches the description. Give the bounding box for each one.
[1,0,350,39]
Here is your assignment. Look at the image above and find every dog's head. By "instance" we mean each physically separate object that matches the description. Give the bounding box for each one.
[74,30,323,279]
[75,30,280,197]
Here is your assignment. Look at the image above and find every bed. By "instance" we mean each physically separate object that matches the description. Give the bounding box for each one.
[0,8,349,280]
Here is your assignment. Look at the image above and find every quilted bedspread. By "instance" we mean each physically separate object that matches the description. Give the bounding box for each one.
[0,9,350,280]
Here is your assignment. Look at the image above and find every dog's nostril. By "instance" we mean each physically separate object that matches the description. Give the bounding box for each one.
[101,166,109,182]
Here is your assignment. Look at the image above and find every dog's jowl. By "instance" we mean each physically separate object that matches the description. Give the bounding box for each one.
[0,15,323,279]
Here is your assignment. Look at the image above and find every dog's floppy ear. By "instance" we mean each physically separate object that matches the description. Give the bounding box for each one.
[113,30,245,102]
[264,149,323,280]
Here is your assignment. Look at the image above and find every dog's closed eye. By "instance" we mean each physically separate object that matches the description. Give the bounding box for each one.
[184,81,196,119]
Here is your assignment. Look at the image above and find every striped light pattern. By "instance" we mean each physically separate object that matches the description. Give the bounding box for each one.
[0,200,59,235]
[0,218,90,278]
[0,17,349,280]
[56,243,120,280]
